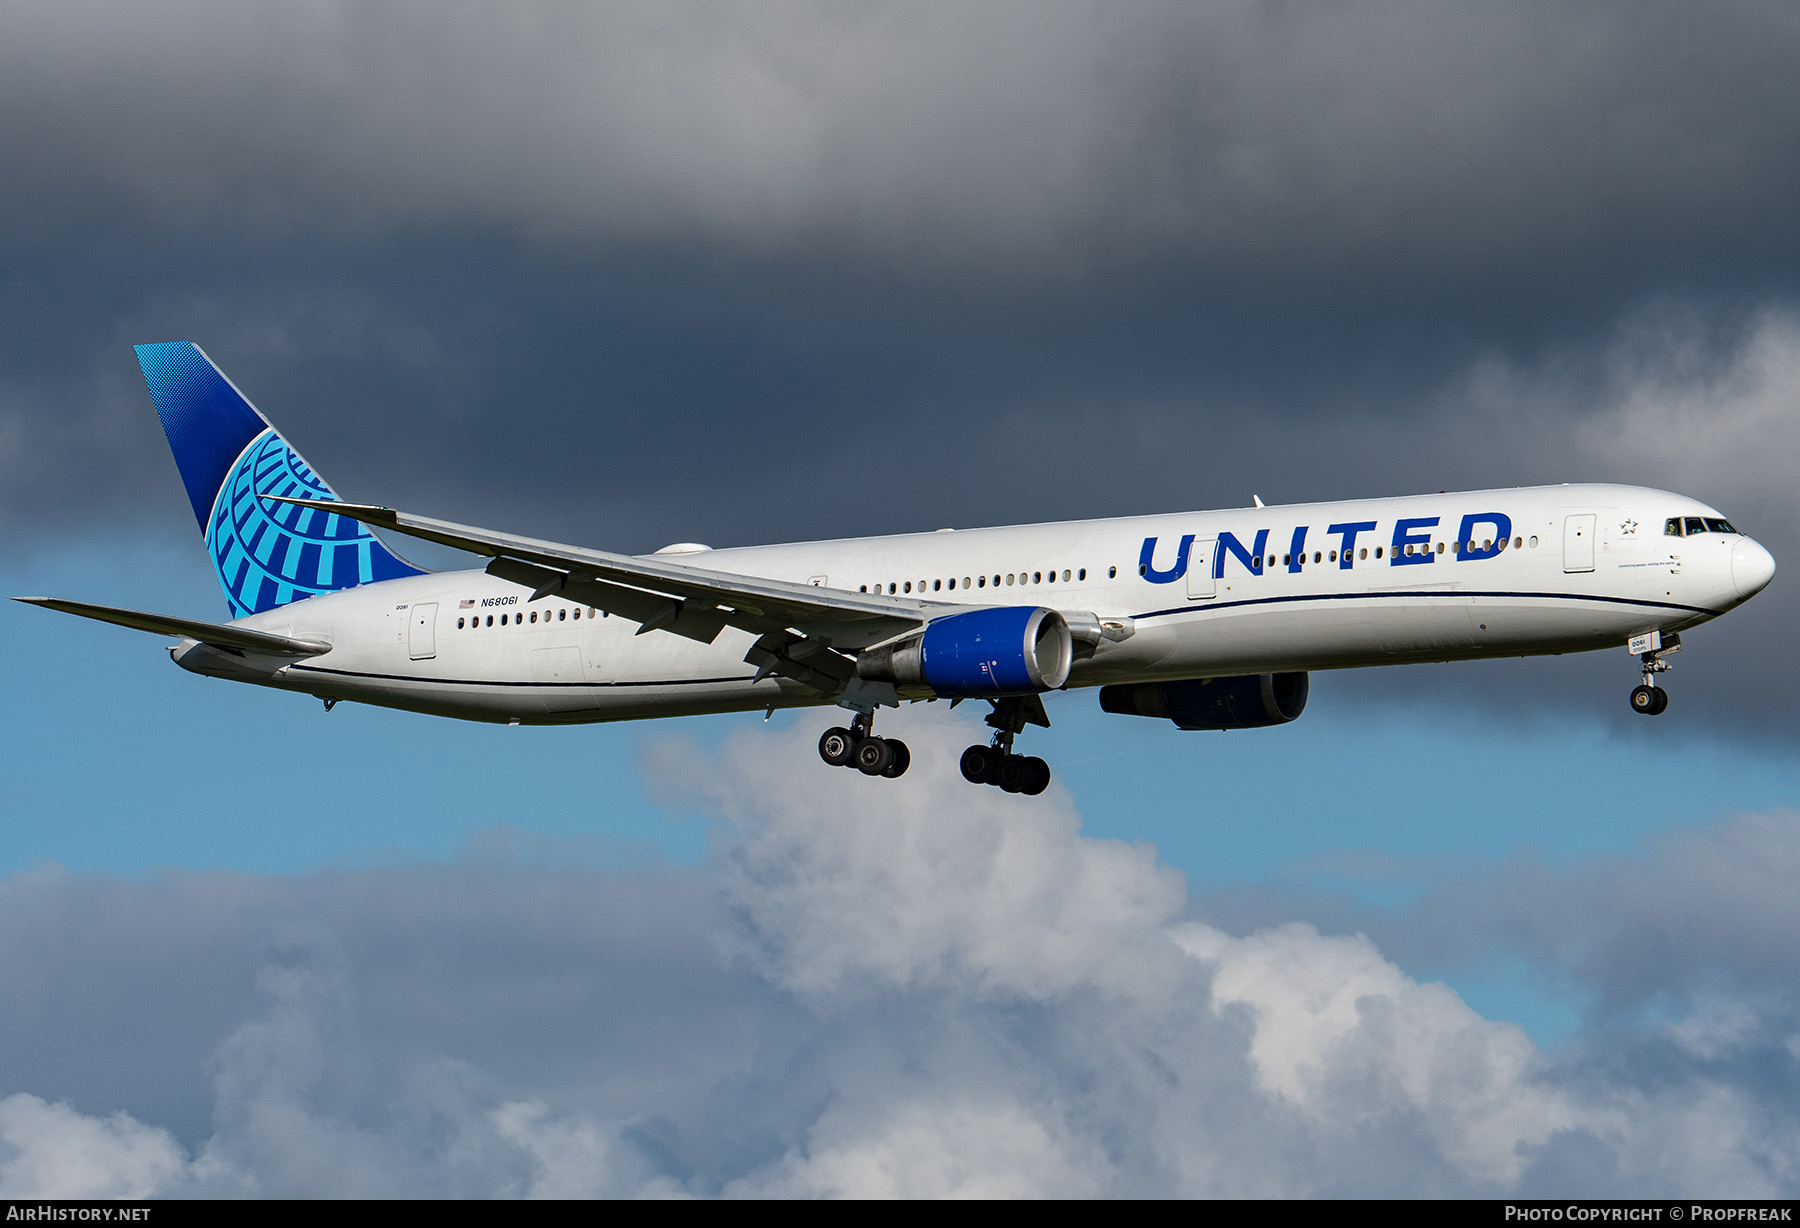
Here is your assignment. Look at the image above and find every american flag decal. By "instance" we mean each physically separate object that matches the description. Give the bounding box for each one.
[459,599,476,609]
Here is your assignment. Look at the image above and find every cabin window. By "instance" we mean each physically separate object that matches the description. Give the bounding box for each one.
[888,583,897,594]
[964,576,973,588]
[978,575,987,588]
[1078,569,1086,581]
[1375,547,1383,559]
[457,617,465,629]
[1329,550,1338,562]
[933,579,941,591]
[1706,518,1738,534]
[1359,548,1368,560]
[559,609,567,621]
[1062,569,1071,581]
[1436,542,1445,554]
[1007,574,1016,585]
[1282,553,1290,566]
[1512,538,1522,550]
[1685,517,1707,535]
[1665,518,1683,536]
[1108,566,1117,579]
[530,611,537,623]
[903,581,912,593]
[485,615,493,626]
[1032,571,1041,583]
[1529,536,1538,547]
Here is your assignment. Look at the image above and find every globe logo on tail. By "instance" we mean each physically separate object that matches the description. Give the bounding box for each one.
[208,428,419,617]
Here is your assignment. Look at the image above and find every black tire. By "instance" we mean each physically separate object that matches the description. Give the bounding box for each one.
[883,739,911,778]
[855,736,895,776]
[997,754,1029,793]
[1021,756,1051,796]
[819,726,856,766]
[960,745,994,784]
[1630,685,1657,714]
[1649,687,1670,716]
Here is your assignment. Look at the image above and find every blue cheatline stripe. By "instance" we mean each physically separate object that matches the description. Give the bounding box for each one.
[288,665,760,689]
[1132,588,1718,622]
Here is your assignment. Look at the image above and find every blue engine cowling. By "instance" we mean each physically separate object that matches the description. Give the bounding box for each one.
[1098,672,1308,730]
[857,606,1072,697]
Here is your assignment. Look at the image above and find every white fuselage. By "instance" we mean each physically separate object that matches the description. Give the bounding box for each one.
[172,483,1772,725]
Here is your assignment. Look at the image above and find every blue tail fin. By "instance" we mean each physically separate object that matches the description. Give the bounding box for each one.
[135,342,425,618]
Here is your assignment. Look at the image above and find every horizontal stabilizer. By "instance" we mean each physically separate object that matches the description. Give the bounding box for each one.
[13,597,333,657]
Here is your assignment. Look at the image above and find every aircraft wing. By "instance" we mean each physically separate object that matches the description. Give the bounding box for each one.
[264,496,944,691]
[14,596,333,657]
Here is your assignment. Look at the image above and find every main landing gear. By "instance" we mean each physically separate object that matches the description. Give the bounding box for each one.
[959,696,1051,796]
[818,711,911,778]
[1629,633,1679,716]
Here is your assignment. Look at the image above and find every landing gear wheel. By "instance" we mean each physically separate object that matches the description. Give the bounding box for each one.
[1021,756,1051,796]
[960,745,996,784]
[819,726,856,766]
[1648,688,1669,715]
[855,736,896,776]
[1630,685,1658,715]
[882,739,911,778]
[997,754,1029,793]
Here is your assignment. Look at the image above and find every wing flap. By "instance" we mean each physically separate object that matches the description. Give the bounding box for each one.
[14,597,333,657]
[483,557,733,645]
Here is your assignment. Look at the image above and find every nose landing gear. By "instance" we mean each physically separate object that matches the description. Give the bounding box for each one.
[817,711,910,778]
[1629,632,1679,716]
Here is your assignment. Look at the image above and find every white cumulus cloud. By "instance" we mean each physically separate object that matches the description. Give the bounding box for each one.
[1,712,1798,1196]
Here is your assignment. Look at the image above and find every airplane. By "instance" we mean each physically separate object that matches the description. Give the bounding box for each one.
[17,342,1777,796]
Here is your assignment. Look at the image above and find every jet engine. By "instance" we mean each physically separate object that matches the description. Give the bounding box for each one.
[858,607,1072,697]
[1099,672,1309,730]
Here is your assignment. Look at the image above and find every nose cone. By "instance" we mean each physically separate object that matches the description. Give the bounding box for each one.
[1732,537,1776,600]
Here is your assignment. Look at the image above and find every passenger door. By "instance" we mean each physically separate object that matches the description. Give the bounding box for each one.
[408,603,438,660]
[1186,538,1217,600]
[1563,515,1596,573]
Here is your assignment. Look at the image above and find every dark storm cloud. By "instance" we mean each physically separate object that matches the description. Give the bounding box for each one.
[1,2,1796,276]
[6,718,1800,1197]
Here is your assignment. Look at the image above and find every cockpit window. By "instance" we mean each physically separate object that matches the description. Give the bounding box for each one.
[1670,516,1742,536]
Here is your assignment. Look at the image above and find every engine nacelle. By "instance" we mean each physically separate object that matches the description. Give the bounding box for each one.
[858,607,1072,697]
[1098,672,1309,730]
